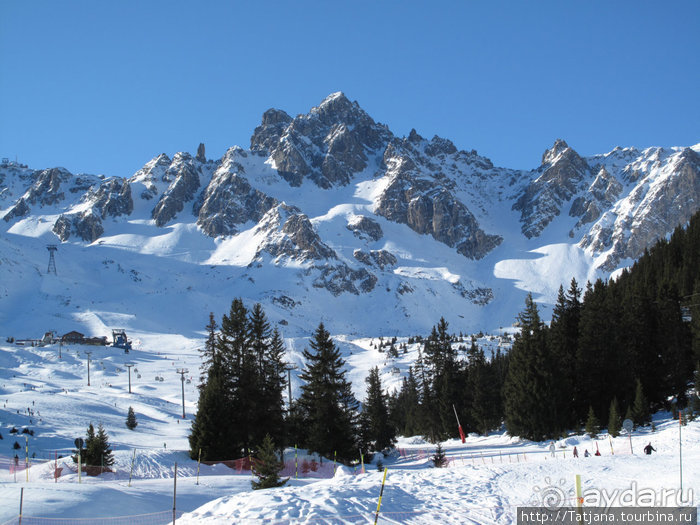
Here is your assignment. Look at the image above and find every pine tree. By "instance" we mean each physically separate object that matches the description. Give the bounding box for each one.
[607,398,621,437]
[190,310,230,461]
[360,367,396,454]
[126,406,137,430]
[624,405,633,426]
[504,294,559,441]
[432,442,448,468]
[220,298,255,456]
[298,323,359,463]
[585,406,600,438]
[576,279,628,427]
[467,343,501,434]
[81,423,113,473]
[548,280,580,430]
[251,434,288,490]
[95,424,114,469]
[389,368,422,437]
[200,312,218,382]
[248,305,287,450]
[631,378,650,427]
[189,356,230,461]
[84,423,97,466]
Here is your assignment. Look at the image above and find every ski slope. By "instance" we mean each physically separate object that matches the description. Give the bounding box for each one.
[0,338,698,523]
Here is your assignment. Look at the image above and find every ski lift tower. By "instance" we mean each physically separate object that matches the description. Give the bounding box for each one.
[46,245,58,275]
[176,368,189,419]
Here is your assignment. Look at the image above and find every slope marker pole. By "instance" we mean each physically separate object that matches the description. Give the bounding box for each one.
[374,467,388,525]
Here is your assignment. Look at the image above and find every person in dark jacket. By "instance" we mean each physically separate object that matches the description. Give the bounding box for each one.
[643,442,656,455]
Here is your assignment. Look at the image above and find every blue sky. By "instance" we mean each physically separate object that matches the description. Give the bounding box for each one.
[1,1,698,178]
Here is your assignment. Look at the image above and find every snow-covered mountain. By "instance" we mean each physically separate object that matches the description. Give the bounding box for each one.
[2,92,699,338]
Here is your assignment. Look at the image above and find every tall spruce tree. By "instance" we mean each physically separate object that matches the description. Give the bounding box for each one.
[423,318,460,440]
[298,323,359,462]
[467,343,501,435]
[504,294,559,441]
[82,423,113,471]
[220,299,256,456]
[585,406,600,438]
[576,279,628,425]
[189,355,229,460]
[360,367,396,453]
[607,398,621,437]
[548,280,580,429]
[389,368,422,437]
[248,305,287,450]
[631,378,650,427]
[190,308,230,461]
[95,423,114,469]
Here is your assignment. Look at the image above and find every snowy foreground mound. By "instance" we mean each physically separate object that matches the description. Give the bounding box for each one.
[0,417,697,524]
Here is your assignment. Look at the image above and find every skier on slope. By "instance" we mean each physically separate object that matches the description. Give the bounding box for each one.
[549,442,556,457]
[643,442,656,455]
[573,446,579,458]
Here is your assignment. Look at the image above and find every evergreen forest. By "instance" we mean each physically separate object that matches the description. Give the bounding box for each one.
[189,210,700,463]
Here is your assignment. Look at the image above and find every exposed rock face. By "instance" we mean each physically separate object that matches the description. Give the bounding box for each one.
[53,210,104,243]
[88,178,133,219]
[24,168,72,206]
[152,153,201,227]
[568,166,622,233]
[255,205,336,262]
[250,109,293,155]
[129,153,172,199]
[346,215,383,241]
[196,149,277,237]
[353,249,397,270]
[196,143,206,163]
[513,139,591,238]
[376,137,502,259]
[580,147,700,270]
[311,264,377,295]
[250,92,392,188]
[3,198,30,222]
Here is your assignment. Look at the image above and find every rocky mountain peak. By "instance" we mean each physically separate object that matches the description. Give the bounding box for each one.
[251,93,392,189]
[408,129,423,144]
[541,138,571,165]
[250,109,293,154]
[311,92,356,123]
[196,143,206,163]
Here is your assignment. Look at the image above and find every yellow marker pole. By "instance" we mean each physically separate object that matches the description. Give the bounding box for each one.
[576,474,583,521]
[609,435,614,455]
[196,449,201,486]
[333,451,337,475]
[373,467,388,525]
[294,444,298,479]
[361,452,365,474]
